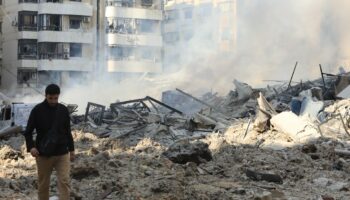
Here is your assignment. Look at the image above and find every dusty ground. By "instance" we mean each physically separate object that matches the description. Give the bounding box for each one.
[1,123,349,200]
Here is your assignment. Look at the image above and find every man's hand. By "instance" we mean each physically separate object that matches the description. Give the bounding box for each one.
[69,151,75,162]
[30,148,39,157]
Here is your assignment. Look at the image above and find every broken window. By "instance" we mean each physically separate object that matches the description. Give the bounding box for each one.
[39,14,62,31]
[17,69,37,85]
[18,11,38,31]
[18,39,38,59]
[70,43,82,57]
[69,16,82,29]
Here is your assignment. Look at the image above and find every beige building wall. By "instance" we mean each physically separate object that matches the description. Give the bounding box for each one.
[0,0,96,92]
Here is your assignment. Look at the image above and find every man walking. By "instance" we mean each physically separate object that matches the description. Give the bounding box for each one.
[24,84,75,200]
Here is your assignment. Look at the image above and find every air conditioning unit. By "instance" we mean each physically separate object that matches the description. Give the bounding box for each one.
[63,47,70,53]
[63,53,69,59]
[83,17,91,23]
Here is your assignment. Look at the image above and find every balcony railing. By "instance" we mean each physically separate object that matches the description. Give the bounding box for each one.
[39,25,62,31]
[39,0,63,3]
[106,0,160,9]
[18,54,38,59]
[18,25,38,31]
[39,53,66,59]
[19,0,38,3]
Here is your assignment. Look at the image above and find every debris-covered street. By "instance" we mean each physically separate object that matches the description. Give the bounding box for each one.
[1,73,350,200]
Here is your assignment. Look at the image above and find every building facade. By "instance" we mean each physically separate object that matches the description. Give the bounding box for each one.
[102,0,163,74]
[163,0,236,72]
[0,0,95,93]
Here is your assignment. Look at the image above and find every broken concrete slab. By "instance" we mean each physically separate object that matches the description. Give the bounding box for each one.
[270,111,320,142]
[254,92,277,132]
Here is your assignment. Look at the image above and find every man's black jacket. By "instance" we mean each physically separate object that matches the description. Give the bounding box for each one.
[24,100,74,156]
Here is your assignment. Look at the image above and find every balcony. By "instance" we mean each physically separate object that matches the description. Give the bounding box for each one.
[17,60,38,68]
[38,56,93,71]
[106,0,162,10]
[19,25,38,31]
[38,1,93,16]
[107,59,162,73]
[19,0,38,3]
[105,6,162,20]
[107,34,162,47]
[38,30,93,43]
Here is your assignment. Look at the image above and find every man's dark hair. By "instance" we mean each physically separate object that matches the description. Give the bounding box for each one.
[45,84,60,95]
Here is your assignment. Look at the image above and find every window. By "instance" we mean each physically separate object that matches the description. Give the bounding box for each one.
[39,14,61,31]
[69,16,82,29]
[141,0,152,7]
[70,43,82,57]
[70,0,81,2]
[0,22,2,33]
[18,39,38,59]
[17,69,37,85]
[18,11,38,31]
[107,18,135,34]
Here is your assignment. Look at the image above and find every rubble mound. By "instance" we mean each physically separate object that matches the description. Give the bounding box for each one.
[0,145,23,160]
[163,140,212,164]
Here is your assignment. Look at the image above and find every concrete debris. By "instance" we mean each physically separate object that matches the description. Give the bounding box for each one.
[245,169,283,184]
[2,72,350,199]
[270,111,320,142]
[162,140,212,164]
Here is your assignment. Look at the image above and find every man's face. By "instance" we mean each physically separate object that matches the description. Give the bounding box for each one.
[46,94,59,106]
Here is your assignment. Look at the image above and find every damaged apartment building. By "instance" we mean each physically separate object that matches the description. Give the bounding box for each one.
[163,0,237,72]
[0,0,96,93]
[0,0,164,92]
[101,0,163,77]
[0,0,236,92]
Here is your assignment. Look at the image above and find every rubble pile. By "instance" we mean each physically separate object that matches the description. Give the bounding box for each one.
[1,71,350,199]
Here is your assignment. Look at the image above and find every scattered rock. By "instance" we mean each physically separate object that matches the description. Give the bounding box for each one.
[0,145,23,160]
[163,141,212,164]
[245,169,283,184]
[71,166,99,180]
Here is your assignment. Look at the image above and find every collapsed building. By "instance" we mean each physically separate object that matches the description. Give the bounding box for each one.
[1,67,350,199]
